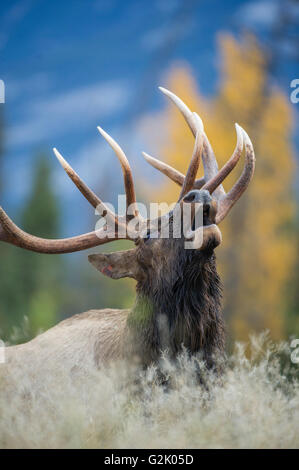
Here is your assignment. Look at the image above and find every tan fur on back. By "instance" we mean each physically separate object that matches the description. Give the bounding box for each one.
[4,309,129,383]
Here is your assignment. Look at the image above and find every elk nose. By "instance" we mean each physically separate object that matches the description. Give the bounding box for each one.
[183,189,212,204]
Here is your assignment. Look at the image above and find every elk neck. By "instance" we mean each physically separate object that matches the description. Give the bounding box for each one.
[126,245,225,366]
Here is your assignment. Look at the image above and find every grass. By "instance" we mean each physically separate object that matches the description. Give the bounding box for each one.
[0,331,298,448]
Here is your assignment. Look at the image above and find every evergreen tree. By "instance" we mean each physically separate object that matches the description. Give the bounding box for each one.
[19,154,63,336]
[0,153,65,341]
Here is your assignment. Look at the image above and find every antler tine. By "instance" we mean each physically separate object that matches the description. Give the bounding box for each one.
[53,148,117,223]
[216,128,255,224]
[0,206,126,254]
[158,87,224,195]
[158,87,198,136]
[97,127,139,219]
[0,135,144,253]
[201,133,225,198]
[146,88,254,223]
[142,152,205,189]
[178,113,204,199]
[142,152,185,186]
[202,123,244,196]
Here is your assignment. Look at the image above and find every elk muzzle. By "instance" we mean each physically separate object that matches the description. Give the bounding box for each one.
[182,189,222,250]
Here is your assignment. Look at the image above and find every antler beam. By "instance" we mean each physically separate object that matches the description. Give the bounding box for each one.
[0,206,126,254]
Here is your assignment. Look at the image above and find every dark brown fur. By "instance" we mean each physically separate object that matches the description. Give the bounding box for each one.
[89,193,225,370]
[125,236,225,368]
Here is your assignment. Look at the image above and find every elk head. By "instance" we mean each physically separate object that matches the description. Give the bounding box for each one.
[0,87,255,363]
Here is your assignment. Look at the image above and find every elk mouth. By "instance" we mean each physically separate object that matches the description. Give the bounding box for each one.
[188,201,222,250]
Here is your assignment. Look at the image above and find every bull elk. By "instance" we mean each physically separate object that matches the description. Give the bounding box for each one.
[0,87,255,374]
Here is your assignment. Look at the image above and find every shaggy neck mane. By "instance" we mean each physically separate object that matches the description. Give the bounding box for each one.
[127,246,225,366]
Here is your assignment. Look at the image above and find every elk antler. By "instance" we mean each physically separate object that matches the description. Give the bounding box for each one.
[0,87,255,254]
[143,87,255,223]
[178,112,204,200]
[97,127,139,219]
[0,127,141,254]
[0,206,119,253]
[53,148,116,220]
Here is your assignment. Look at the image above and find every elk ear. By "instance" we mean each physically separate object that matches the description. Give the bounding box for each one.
[88,248,140,280]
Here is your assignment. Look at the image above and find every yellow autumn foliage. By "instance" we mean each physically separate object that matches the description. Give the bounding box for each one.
[149,35,296,341]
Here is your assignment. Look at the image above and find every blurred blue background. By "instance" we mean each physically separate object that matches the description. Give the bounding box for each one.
[1,0,298,219]
[0,0,298,342]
